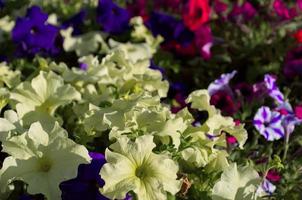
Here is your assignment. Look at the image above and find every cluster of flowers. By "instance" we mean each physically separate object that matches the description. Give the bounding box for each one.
[1,0,302,199]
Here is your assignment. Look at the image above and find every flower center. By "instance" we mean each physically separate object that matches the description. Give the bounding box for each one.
[135,165,147,179]
[38,157,52,172]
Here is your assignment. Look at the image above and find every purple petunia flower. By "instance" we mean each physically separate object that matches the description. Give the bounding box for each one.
[276,101,302,134]
[256,178,276,196]
[0,0,4,9]
[96,0,130,34]
[208,70,237,96]
[146,11,194,46]
[253,106,285,141]
[228,1,257,22]
[60,152,108,200]
[62,10,87,36]
[264,74,284,104]
[12,6,61,57]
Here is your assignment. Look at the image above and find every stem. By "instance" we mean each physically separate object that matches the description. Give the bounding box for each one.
[282,131,290,161]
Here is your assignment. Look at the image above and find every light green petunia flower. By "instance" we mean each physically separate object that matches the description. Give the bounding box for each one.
[212,163,261,200]
[0,122,91,200]
[100,135,181,200]
[10,71,81,118]
[0,62,21,88]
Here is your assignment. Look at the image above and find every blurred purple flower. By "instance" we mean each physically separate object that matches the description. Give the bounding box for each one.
[283,46,302,78]
[62,10,87,35]
[96,0,130,34]
[146,11,194,46]
[228,1,257,22]
[12,6,61,57]
[253,106,284,141]
[264,74,284,104]
[60,152,108,200]
[208,70,237,96]
[0,0,4,9]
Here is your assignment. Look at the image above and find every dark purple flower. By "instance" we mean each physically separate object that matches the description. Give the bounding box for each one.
[12,6,61,57]
[234,82,254,101]
[62,10,87,35]
[0,0,4,9]
[146,11,194,46]
[96,0,130,34]
[253,106,285,141]
[283,46,302,78]
[228,1,257,22]
[60,152,108,200]
[210,90,239,116]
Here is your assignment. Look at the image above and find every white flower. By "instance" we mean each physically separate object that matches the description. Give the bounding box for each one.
[100,135,181,200]
[0,122,90,199]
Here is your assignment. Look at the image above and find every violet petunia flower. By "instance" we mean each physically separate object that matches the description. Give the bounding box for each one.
[208,70,237,96]
[60,152,108,200]
[264,74,284,104]
[253,106,284,141]
[62,10,87,36]
[283,46,302,78]
[228,1,257,22]
[146,11,194,46]
[276,101,301,134]
[12,6,61,57]
[257,179,276,196]
[96,0,130,34]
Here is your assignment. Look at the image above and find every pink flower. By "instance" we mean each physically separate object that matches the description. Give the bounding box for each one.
[295,106,302,119]
[273,0,297,20]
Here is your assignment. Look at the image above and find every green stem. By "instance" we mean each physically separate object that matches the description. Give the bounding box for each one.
[282,131,290,161]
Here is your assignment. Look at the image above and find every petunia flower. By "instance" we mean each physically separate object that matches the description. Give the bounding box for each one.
[253,106,285,141]
[10,71,81,125]
[208,70,237,96]
[0,122,91,199]
[194,25,213,59]
[62,10,87,36]
[273,0,297,20]
[100,135,181,200]
[210,90,240,116]
[182,0,210,31]
[60,152,108,200]
[256,179,276,197]
[276,101,301,134]
[12,6,61,57]
[283,46,302,78]
[146,11,194,46]
[228,1,257,22]
[96,0,130,34]
[264,74,284,104]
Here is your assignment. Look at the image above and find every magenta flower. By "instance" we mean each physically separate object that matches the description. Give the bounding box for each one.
[273,0,297,20]
[253,106,284,141]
